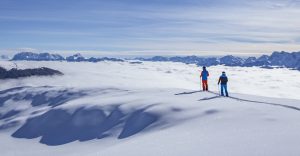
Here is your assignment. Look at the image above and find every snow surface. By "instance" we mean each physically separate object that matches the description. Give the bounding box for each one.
[0,60,300,156]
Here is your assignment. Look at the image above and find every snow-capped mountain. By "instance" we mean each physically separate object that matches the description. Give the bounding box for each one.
[269,51,300,68]
[65,53,124,62]
[219,55,244,66]
[137,51,300,70]
[11,51,300,70]
[12,52,65,61]
[0,61,300,156]
[12,52,124,63]
[66,53,86,62]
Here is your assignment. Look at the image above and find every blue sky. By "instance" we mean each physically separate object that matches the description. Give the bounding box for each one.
[1,0,300,56]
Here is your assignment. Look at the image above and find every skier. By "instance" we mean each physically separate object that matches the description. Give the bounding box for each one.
[200,66,209,91]
[218,71,229,97]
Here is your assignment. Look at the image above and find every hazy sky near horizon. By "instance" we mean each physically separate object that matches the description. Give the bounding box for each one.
[0,0,300,56]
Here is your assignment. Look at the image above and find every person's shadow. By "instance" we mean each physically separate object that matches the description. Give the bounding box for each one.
[174,90,202,95]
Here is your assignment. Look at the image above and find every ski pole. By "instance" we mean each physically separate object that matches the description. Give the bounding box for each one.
[218,83,220,95]
[200,77,202,91]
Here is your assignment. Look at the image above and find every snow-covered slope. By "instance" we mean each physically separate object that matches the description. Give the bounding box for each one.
[0,61,300,156]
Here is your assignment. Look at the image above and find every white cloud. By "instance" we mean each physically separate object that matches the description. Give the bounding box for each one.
[1,0,300,55]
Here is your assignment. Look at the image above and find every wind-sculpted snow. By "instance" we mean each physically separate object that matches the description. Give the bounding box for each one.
[1,85,299,149]
[12,106,161,145]
[0,86,129,128]
[0,86,86,107]
[0,110,21,120]
[8,107,166,145]
[0,86,184,146]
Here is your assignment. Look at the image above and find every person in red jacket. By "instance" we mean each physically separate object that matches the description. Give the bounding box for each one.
[200,66,209,91]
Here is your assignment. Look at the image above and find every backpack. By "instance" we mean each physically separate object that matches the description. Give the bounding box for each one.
[220,76,228,84]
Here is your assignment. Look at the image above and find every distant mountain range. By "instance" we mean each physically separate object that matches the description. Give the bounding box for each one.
[65,53,124,62]
[12,52,124,62]
[10,51,300,70]
[12,52,64,61]
[136,51,300,70]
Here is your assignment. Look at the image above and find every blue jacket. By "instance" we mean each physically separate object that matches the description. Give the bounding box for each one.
[218,74,228,85]
[201,70,209,80]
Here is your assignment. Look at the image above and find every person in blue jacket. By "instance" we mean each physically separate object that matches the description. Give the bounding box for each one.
[218,71,229,97]
[200,66,209,91]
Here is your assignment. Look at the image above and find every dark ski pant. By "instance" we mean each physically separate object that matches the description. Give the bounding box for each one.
[220,84,228,96]
[202,80,208,91]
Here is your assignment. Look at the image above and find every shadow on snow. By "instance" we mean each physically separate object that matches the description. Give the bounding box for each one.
[0,86,87,108]
[11,105,160,146]
[0,87,168,146]
[175,90,300,112]
[174,90,203,95]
